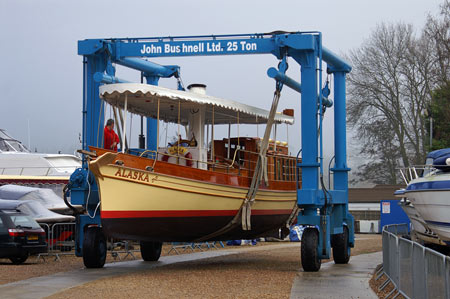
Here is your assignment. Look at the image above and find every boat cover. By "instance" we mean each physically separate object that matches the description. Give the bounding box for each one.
[0,199,74,223]
[100,83,294,125]
[427,148,450,160]
[0,185,68,212]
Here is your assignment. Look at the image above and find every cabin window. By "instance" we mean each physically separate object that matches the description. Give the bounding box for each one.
[0,140,9,151]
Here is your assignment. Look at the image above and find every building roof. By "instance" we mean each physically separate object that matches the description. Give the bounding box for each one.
[348,185,404,203]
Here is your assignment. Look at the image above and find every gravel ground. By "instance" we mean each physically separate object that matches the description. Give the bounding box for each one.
[28,234,381,299]
[369,266,406,299]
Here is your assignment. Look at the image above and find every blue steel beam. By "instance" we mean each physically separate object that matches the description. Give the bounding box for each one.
[112,34,316,58]
[145,76,159,152]
[115,57,179,78]
[296,50,319,195]
[267,67,302,93]
[322,47,351,73]
[93,72,129,84]
[332,71,350,187]
[82,55,106,152]
[332,71,354,246]
[267,67,334,108]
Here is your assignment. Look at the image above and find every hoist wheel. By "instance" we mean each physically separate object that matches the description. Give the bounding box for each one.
[301,228,321,272]
[83,226,107,268]
[140,241,163,261]
[332,226,351,264]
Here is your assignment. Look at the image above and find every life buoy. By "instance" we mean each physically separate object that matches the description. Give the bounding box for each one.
[162,146,193,167]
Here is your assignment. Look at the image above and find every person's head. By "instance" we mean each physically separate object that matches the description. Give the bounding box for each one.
[106,119,114,129]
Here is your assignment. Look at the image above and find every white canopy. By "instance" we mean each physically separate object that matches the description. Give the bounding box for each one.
[99,83,294,125]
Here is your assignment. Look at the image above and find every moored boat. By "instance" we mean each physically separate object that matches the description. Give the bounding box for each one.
[0,129,81,196]
[397,148,450,245]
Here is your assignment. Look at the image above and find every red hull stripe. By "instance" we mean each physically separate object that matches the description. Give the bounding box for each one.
[101,209,292,219]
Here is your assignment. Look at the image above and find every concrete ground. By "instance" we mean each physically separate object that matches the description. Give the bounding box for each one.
[291,251,381,299]
[0,244,381,299]
[0,250,236,299]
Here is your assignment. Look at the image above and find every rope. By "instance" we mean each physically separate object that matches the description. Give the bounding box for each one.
[177,99,181,160]
[157,99,160,150]
[242,88,282,230]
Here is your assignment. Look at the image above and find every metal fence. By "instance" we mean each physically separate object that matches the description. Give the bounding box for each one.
[38,222,76,261]
[37,222,226,261]
[379,223,450,299]
[167,241,225,255]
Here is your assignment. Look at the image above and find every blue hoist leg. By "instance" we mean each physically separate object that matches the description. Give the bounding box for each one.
[69,51,108,257]
[331,70,354,248]
[293,47,354,272]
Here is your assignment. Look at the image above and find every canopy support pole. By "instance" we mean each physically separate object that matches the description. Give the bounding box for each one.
[122,94,128,153]
[211,106,215,162]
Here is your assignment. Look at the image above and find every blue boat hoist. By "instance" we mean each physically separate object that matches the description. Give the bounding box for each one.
[69,31,354,271]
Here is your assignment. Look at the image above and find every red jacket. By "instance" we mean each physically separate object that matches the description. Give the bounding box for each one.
[104,126,119,151]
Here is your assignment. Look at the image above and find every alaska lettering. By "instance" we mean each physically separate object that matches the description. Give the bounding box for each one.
[114,168,150,182]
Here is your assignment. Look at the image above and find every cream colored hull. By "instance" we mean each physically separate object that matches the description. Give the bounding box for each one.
[94,162,296,241]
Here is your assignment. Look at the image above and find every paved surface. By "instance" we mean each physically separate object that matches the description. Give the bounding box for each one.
[0,250,237,299]
[0,245,381,299]
[290,251,381,299]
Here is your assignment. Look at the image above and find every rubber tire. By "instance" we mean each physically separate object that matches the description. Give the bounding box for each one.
[140,241,162,261]
[301,228,321,272]
[83,226,107,268]
[332,226,350,264]
[10,253,28,265]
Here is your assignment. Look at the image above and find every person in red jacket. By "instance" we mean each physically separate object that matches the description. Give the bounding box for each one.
[104,119,119,151]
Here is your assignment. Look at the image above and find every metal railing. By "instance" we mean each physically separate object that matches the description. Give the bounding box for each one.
[167,241,225,255]
[378,223,450,298]
[38,222,76,261]
[0,165,78,176]
[398,165,437,185]
[36,221,227,262]
[129,147,300,182]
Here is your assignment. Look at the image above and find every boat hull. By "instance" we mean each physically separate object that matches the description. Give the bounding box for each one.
[405,173,450,244]
[101,214,290,242]
[93,159,296,242]
[400,202,445,245]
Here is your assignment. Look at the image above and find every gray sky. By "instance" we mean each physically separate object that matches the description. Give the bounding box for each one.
[0,0,443,159]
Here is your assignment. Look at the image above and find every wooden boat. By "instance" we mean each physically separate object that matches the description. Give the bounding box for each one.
[88,83,300,242]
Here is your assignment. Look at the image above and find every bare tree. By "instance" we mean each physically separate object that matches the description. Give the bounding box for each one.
[346,6,449,184]
[350,119,401,184]
[424,0,450,85]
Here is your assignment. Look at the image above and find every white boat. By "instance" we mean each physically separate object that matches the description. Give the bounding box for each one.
[0,129,81,176]
[0,129,81,195]
[397,148,450,245]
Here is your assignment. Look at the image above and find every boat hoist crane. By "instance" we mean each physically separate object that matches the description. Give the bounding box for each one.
[69,31,354,272]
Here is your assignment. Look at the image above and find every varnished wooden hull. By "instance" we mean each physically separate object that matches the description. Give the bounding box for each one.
[89,150,297,242]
